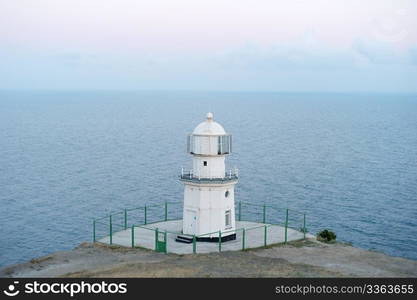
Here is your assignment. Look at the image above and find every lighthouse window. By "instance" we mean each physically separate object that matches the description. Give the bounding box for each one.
[203,161,207,166]
[225,210,231,228]
[225,190,230,198]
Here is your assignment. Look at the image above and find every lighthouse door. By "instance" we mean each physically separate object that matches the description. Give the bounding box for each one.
[186,209,197,234]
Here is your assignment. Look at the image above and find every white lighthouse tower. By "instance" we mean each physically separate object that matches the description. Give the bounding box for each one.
[178,113,238,242]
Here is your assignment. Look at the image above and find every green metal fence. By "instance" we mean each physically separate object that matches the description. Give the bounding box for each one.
[92,201,308,253]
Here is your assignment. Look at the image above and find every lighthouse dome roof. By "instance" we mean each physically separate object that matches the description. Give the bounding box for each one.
[192,112,226,136]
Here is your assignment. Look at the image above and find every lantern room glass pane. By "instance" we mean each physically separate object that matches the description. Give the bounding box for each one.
[217,135,231,154]
[188,134,232,154]
[187,135,192,153]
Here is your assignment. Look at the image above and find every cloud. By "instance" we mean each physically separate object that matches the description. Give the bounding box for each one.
[1,31,416,92]
[352,38,408,65]
[212,33,414,73]
[408,46,417,65]
[187,33,417,93]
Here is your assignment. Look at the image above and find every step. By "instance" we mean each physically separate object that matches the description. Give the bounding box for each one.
[175,235,193,244]
[175,238,193,244]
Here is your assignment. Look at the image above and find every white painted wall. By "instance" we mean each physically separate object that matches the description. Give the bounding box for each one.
[183,183,236,237]
[192,156,225,178]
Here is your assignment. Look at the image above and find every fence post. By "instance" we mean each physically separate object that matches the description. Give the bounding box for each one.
[155,228,158,251]
[242,228,246,250]
[263,205,266,223]
[303,214,306,240]
[93,220,96,242]
[109,215,113,245]
[164,202,168,221]
[284,209,288,244]
[238,202,242,221]
[218,231,222,252]
[164,231,167,253]
[193,235,196,254]
[124,209,127,230]
[264,225,267,247]
[131,225,135,248]
[144,205,147,225]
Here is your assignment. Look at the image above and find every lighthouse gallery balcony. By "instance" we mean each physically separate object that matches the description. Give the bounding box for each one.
[179,169,238,183]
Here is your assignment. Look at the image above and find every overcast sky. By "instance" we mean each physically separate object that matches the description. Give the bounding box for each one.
[1,0,416,92]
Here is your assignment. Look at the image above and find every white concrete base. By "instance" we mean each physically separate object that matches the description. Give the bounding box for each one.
[98,219,314,254]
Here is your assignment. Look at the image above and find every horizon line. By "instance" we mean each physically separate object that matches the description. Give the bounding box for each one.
[1,89,417,96]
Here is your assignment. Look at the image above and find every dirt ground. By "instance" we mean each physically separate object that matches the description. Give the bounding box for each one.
[1,239,416,278]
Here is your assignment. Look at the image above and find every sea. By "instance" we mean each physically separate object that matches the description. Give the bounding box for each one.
[0,90,416,267]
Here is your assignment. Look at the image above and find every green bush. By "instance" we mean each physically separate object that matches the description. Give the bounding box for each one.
[317,229,336,242]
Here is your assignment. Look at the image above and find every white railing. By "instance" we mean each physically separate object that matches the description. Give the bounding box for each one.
[180,167,238,181]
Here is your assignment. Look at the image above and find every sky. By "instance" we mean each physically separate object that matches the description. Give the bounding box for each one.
[1,0,417,92]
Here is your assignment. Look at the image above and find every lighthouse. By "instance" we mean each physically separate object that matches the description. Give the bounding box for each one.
[96,111,309,252]
[178,113,238,242]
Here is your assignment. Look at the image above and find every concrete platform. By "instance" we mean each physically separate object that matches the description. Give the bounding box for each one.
[98,220,313,254]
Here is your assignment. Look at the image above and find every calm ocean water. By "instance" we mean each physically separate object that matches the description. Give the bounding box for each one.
[0,91,416,267]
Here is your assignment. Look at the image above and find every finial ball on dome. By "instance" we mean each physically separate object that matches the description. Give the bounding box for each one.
[192,112,225,135]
